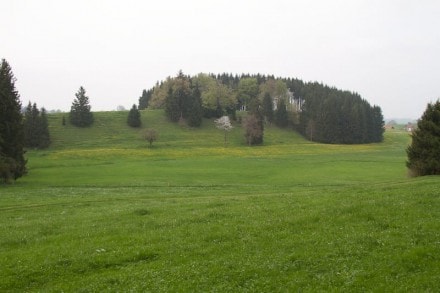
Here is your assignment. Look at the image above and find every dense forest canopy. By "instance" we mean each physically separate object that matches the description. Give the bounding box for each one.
[139,72,384,144]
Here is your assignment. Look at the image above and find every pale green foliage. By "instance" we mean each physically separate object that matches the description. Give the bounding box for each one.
[149,78,174,109]
[193,74,236,111]
[259,79,288,102]
[237,77,259,109]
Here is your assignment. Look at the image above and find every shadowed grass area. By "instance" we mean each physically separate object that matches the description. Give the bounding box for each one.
[1,110,439,292]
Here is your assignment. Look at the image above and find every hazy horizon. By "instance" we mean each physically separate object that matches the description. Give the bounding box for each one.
[2,0,440,119]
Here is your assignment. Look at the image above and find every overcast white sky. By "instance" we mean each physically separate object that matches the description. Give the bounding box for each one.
[2,0,440,119]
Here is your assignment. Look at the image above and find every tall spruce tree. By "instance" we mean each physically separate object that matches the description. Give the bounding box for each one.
[138,89,151,110]
[127,104,141,127]
[0,59,26,182]
[407,100,440,176]
[69,86,94,127]
[165,71,191,123]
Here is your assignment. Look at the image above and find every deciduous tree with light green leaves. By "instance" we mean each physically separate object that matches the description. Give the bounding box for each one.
[193,73,236,118]
[237,77,259,111]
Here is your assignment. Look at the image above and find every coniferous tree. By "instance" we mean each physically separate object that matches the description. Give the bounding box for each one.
[165,71,191,123]
[407,100,440,176]
[298,83,384,144]
[69,86,94,127]
[165,87,180,122]
[261,93,274,124]
[24,102,35,147]
[127,104,141,127]
[24,102,51,149]
[371,105,385,142]
[187,84,203,127]
[38,108,50,148]
[0,59,26,182]
[138,89,152,110]
[275,99,289,128]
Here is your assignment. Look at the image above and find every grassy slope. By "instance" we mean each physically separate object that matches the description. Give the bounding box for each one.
[1,111,439,292]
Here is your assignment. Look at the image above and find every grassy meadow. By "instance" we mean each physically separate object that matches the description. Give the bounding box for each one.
[1,110,439,291]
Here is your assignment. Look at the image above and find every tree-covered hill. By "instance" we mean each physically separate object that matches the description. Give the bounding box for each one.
[138,72,384,144]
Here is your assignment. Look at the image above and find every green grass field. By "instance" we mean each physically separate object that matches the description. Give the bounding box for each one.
[1,111,439,292]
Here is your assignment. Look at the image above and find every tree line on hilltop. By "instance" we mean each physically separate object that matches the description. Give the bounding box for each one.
[138,71,385,144]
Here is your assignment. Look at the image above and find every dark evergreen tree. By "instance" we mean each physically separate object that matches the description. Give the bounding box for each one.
[38,108,51,149]
[24,102,36,147]
[406,100,440,177]
[165,87,180,122]
[69,86,94,127]
[138,89,152,110]
[261,93,274,124]
[165,71,191,123]
[24,102,51,149]
[275,99,289,128]
[298,82,384,144]
[0,59,26,182]
[187,84,203,127]
[127,104,141,127]
[371,105,385,142]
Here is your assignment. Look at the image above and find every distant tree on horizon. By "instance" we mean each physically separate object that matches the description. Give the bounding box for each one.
[69,86,94,127]
[116,105,126,111]
[406,99,440,177]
